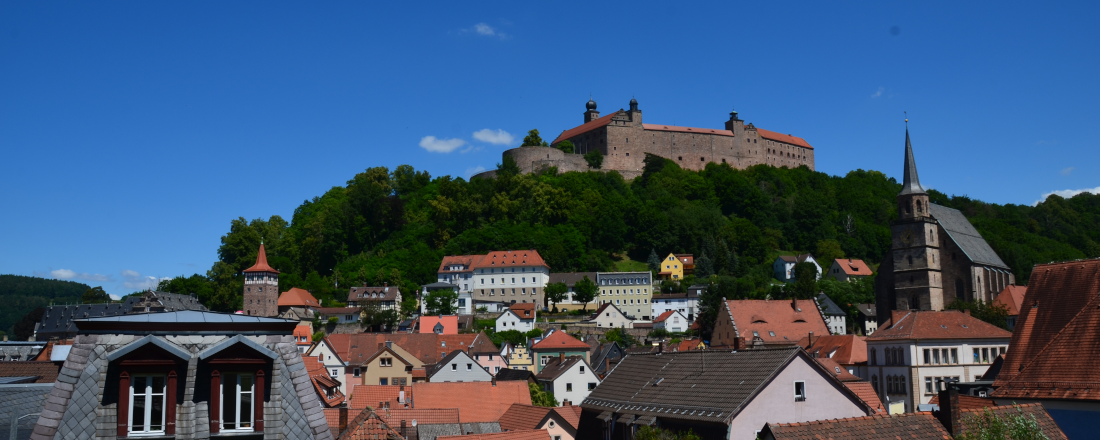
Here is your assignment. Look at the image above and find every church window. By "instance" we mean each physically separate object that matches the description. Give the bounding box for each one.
[908,255,913,266]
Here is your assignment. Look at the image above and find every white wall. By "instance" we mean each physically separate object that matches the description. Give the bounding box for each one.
[308,340,348,397]
[430,351,494,383]
[655,311,688,333]
[496,310,534,333]
[546,360,601,406]
[593,306,633,329]
[473,266,549,304]
[866,338,1009,412]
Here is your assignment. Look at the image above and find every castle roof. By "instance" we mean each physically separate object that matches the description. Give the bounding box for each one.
[243,243,279,273]
[551,112,617,145]
[642,124,734,137]
[757,128,813,149]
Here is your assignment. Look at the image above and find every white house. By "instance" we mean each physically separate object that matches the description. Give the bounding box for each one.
[865,310,1012,413]
[437,255,478,294]
[652,310,688,333]
[472,250,551,308]
[306,337,350,397]
[314,307,361,324]
[816,293,847,335]
[649,289,701,323]
[536,355,601,406]
[588,302,633,329]
[427,350,495,383]
[773,254,822,283]
[419,282,473,315]
[496,303,537,333]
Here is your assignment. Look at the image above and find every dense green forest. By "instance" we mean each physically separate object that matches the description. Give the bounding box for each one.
[153,152,1099,317]
[0,275,88,335]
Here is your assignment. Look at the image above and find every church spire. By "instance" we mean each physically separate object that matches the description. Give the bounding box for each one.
[899,127,926,195]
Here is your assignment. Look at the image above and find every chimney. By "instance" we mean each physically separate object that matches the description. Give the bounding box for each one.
[791,297,798,311]
[400,420,407,438]
[399,385,405,404]
[559,352,565,363]
[605,356,611,373]
[384,282,389,292]
[386,341,393,349]
[808,331,814,348]
[658,341,664,353]
[934,387,961,435]
[562,399,571,406]
[492,377,497,387]
[378,342,385,350]
[339,407,349,434]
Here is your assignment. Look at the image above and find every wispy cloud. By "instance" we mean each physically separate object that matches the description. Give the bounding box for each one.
[465,166,487,178]
[472,129,515,146]
[1060,167,1075,176]
[49,268,111,282]
[1035,186,1100,205]
[419,136,467,153]
[871,87,884,99]
[121,269,170,290]
[466,23,509,40]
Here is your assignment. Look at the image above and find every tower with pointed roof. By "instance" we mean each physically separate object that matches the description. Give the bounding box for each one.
[885,129,945,312]
[243,242,280,316]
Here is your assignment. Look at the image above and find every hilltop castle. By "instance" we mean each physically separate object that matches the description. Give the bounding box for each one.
[478,98,815,179]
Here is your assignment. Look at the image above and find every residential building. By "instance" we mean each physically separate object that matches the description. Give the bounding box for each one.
[671,339,706,352]
[596,271,652,320]
[473,350,508,376]
[496,303,537,333]
[500,404,582,440]
[306,337,351,396]
[420,315,459,335]
[993,284,1026,331]
[473,250,551,308]
[816,292,847,335]
[657,253,693,280]
[866,310,1011,413]
[586,303,632,329]
[438,430,550,440]
[855,304,878,335]
[649,290,701,322]
[420,282,471,315]
[547,272,598,311]
[420,423,504,440]
[428,351,494,383]
[278,287,320,312]
[495,368,538,385]
[314,307,361,324]
[34,290,207,341]
[711,299,830,349]
[438,255,478,294]
[292,325,312,353]
[530,332,590,373]
[356,343,422,387]
[993,258,1100,439]
[811,356,886,414]
[507,344,535,371]
[243,242,280,316]
[303,354,345,408]
[536,356,600,407]
[414,381,532,423]
[588,342,624,378]
[797,334,867,378]
[30,310,331,439]
[347,284,401,311]
[826,258,873,282]
[348,384,413,410]
[773,254,821,283]
[325,333,497,393]
[652,310,688,333]
[875,128,1014,318]
[577,347,875,440]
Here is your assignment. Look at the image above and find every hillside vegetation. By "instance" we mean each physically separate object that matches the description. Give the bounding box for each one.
[0,275,88,335]
[159,154,1099,313]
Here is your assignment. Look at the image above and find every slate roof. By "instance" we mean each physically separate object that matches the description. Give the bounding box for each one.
[994,285,1027,316]
[832,258,872,276]
[958,404,1067,440]
[796,334,867,365]
[724,299,829,345]
[855,304,876,318]
[437,429,549,440]
[816,293,846,316]
[761,412,950,439]
[0,362,61,384]
[866,310,1011,341]
[776,254,815,264]
[280,287,321,307]
[928,203,1009,268]
[36,292,207,339]
[581,347,871,424]
[243,243,279,273]
[0,343,46,362]
[530,331,589,352]
[546,272,598,287]
[494,368,536,383]
[535,356,584,381]
[348,285,401,302]
[0,384,52,440]
[418,422,501,440]
[413,381,531,423]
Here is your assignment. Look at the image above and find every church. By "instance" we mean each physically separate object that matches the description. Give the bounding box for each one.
[875,128,1014,322]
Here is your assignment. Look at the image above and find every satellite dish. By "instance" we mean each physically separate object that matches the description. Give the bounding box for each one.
[412,420,417,427]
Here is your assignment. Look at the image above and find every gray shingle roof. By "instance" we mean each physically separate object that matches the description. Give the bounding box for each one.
[855,304,876,318]
[417,422,501,440]
[0,384,51,440]
[35,291,207,340]
[930,203,1009,269]
[75,310,294,324]
[816,293,846,316]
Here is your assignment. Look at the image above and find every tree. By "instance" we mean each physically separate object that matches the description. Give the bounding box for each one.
[311,331,326,342]
[496,154,521,176]
[815,239,846,266]
[956,405,1051,440]
[647,249,661,273]
[584,149,603,169]
[492,330,527,348]
[695,251,714,278]
[634,426,701,440]
[573,276,598,311]
[521,129,549,147]
[12,307,44,341]
[82,286,110,304]
[696,277,734,340]
[791,262,819,299]
[424,289,459,315]
[529,382,558,407]
[603,328,637,347]
[946,299,1010,330]
[556,140,575,154]
[544,282,568,310]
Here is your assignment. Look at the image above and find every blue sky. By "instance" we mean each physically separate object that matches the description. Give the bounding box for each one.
[2,1,1097,295]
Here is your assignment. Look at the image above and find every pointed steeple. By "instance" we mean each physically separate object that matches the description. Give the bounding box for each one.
[899,128,926,195]
[243,243,279,273]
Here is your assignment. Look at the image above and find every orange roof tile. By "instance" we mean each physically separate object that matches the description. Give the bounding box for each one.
[726,299,829,345]
[323,408,342,435]
[762,412,949,439]
[757,128,813,149]
[279,287,320,307]
[641,124,734,137]
[498,403,551,431]
[419,316,459,334]
[243,243,279,273]
[551,112,617,145]
[833,258,873,276]
[339,407,407,440]
[653,310,676,323]
[439,255,479,273]
[994,285,1027,316]
[814,357,861,382]
[674,254,695,267]
[413,381,531,423]
[797,334,867,365]
[0,361,60,383]
[509,303,536,319]
[349,385,413,410]
[293,326,312,345]
[553,405,582,429]
[472,250,549,270]
[303,355,345,407]
[376,408,460,426]
[327,333,496,366]
[531,331,590,352]
[673,339,702,352]
[843,381,886,415]
[867,310,1012,341]
[438,429,550,440]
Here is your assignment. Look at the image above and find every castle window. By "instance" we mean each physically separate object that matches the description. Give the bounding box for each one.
[700,157,705,162]
[678,156,682,161]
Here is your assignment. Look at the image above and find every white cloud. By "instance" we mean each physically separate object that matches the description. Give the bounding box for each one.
[1060,167,1074,176]
[1035,186,1100,205]
[121,269,171,290]
[468,23,508,39]
[465,166,487,178]
[51,269,75,279]
[50,268,110,282]
[419,136,467,153]
[871,87,884,99]
[121,269,140,278]
[472,129,515,146]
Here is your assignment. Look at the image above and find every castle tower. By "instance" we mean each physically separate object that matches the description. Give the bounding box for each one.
[584,98,600,123]
[243,242,279,316]
[626,97,642,124]
[890,128,944,310]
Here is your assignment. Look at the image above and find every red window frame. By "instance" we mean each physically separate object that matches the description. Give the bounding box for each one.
[116,359,179,437]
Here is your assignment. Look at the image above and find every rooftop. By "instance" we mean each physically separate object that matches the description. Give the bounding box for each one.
[530,331,589,351]
[797,334,867,365]
[867,310,1011,341]
[279,287,320,308]
[413,381,531,423]
[994,284,1027,316]
[762,412,949,440]
[725,299,829,345]
[72,310,299,334]
[437,429,549,440]
[833,258,873,276]
[243,243,279,273]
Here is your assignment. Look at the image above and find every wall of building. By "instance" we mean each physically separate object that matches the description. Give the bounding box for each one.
[430,352,494,382]
[473,353,509,375]
[544,361,600,407]
[496,311,535,333]
[592,308,633,329]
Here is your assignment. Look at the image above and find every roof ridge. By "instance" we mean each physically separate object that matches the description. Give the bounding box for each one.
[1001,292,1100,387]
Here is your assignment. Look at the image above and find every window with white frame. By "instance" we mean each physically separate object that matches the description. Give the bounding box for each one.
[794,381,806,402]
[330,369,338,377]
[129,374,167,435]
[221,373,255,431]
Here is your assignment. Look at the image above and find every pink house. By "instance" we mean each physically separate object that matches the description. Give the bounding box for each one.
[473,348,510,375]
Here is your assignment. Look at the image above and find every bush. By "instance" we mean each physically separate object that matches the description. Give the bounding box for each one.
[326,317,338,325]
[648,329,671,338]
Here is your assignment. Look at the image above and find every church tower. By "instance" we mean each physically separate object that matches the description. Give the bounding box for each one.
[889,129,945,310]
[243,242,279,316]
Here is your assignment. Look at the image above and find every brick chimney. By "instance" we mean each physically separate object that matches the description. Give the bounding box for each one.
[339,407,348,434]
[400,420,406,438]
[934,387,961,435]
[808,331,815,350]
[562,399,571,406]
[559,352,565,363]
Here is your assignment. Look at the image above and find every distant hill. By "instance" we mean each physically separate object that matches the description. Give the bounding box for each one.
[0,275,88,335]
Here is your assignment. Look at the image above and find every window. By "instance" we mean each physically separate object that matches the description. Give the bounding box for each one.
[579,366,584,374]
[330,369,338,377]
[381,357,393,367]
[451,363,457,371]
[566,383,573,392]
[925,377,933,394]
[923,349,930,364]
[794,381,806,402]
[221,373,254,431]
[950,348,958,364]
[128,375,167,435]
[871,375,879,393]
[353,368,361,377]
[467,363,472,371]
[380,378,388,385]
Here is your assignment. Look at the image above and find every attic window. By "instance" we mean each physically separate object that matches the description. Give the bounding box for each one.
[834,367,841,373]
[794,319,806,323]
[769,331,775,337]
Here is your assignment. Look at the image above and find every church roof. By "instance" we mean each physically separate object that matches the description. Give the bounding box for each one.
[899,128,926,195]
[929,204,1010,268]
[243,243,279,273]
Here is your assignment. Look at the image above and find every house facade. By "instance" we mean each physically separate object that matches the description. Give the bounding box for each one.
[588,303,633,329]
[357,344,421,387]
[596,272,652,320]
[473,251,551,308]
[346,284,401,311]
[508,344,535,371]
[438,255,478,294]
[530,332,590,373]
[497,304,537,333]
[547,272,599,311]
[536,356,600,407]
[428,351,494,383]
[652,310,688,333]
[657,253,693,280]
[307,337,350,397]
[855,304,878,336]
[826,258,873,282]
[773,254,821,283]
[866,310,1011,413]
[649,290,700,322]
[473,350,509,376]
[816,293,847,335]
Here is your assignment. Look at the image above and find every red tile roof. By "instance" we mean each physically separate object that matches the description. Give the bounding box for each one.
[928,394,999,411]
[439,255,479,272]
[472,250,549,270]
[498,403,552,431]
[349,385,412,410]
[243,243,279,273]
[338,407,406,440]
[303,355,345,407]
[994,284,1027,316]
[673,254,694,267]
[376,407,460,426]
[554,405,582,429]
[328,333,495,367]
[959,404,1067,440]
[757,128,813,149]
[762,412,949,439]
[797,334,867,365]
[531,331,590,352]
[413,381,532,423]
[438,429,550,440]
[509,303,536,319]
[280,287,320,308]
[672,339,703,352]
[843,381,886,415]
[641,124,734,137]
[551,112,618,145]
[652,310,676,323]
[323,408,343,435]
[0,361,60,383]
[866,310,1012,341]
[725,299,829,345]
[833,258,872,276]
[419,316,459,334]
[813,357,861,382]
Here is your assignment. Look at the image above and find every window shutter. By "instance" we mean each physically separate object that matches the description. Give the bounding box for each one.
[210,370,221,434]
[118,371,130,438]
[254,370,265,431]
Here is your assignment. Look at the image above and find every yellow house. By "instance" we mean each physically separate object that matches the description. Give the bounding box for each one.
[658,253,694,280]
[507,344,534,371]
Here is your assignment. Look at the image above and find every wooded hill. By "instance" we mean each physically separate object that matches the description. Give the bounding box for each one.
[159,154,1099,313]
[0,275,88,335]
